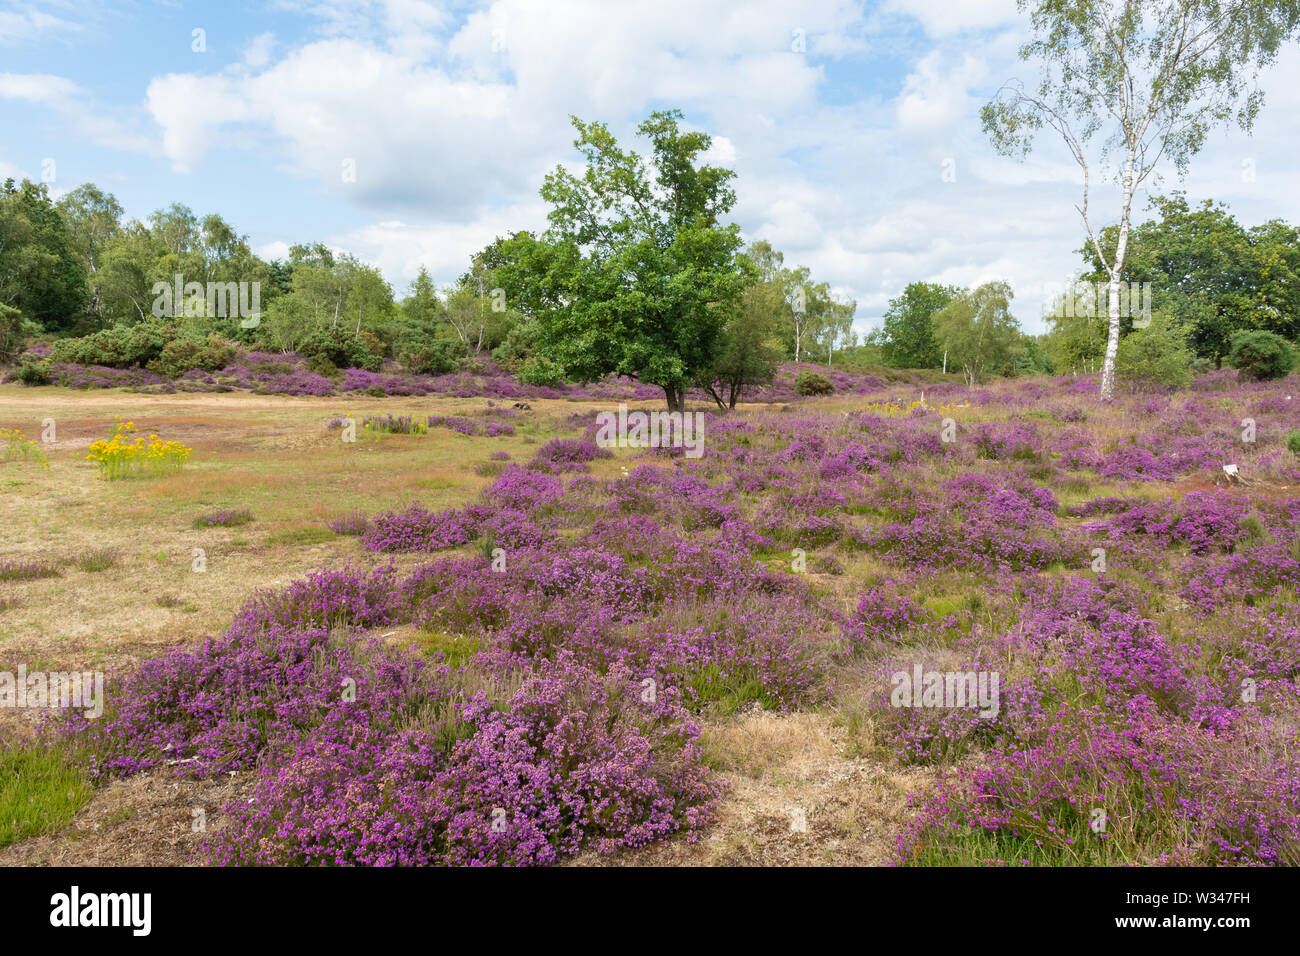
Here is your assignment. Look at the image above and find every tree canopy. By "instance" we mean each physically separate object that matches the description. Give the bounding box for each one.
[485,110,751,411]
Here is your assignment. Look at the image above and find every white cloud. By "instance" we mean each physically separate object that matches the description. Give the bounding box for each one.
[0,72,147,152]
[0,3,80,44]
[895,51,988,138]
[241,32,278,70]
[0,72,81,103]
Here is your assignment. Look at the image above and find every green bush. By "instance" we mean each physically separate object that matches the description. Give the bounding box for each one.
[1115,315,1192,388]
[1227,330,1297,381]
[517,356,563,387]
[399,338,463,375]
[148,334,241,378]
[794,370,834,396]
[298,327,383,372]
[1287,429,1300,458]
[49,322,172,369]
[14,358,52,386]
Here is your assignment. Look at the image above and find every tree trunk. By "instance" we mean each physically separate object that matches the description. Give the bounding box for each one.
[1100,149,1136,401]
[664,385,684,412]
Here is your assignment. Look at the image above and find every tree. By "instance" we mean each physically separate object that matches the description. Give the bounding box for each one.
[401,267,442,326]
[56,183,123,329]
[877,281,960,369]
[0,179,88,333]
[1083,193,1300,365]
[698,244,782,407]
[810,290,857,364]
[933,281,1022,386]
[1043,289,1108,374]
[95,223,157,324]
[0,302,39,362]
[488,110,748,411]
[983,0,1300,399]
[784,269,845,363]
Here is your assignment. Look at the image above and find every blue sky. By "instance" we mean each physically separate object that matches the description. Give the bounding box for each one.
[4,0,1299,337]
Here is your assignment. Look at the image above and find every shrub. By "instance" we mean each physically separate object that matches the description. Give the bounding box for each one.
[794,370,834,396]
[400,338,463,375]
[328,512,370,536]
[148,334,241,379]
[1115,315,1192,388]
[0,427,49,467]
[13,359,52,386]
[1227,330,1297,381]
[362,414,427,435]
[0,559,62,581]
[70,548,120,572]
[49,322,171,369]
[1287,429,1300,458]
[298,328,383,373]
[517,357,563,388]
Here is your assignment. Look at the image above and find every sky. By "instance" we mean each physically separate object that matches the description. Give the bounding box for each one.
[3,0,1299,337]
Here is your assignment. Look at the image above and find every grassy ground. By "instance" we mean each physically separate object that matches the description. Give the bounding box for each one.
[0,382,927,866]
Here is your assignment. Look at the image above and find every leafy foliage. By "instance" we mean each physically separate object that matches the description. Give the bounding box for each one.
[1115,314,1193,388]
[1227,329,1297,381]
[487,111,749,411]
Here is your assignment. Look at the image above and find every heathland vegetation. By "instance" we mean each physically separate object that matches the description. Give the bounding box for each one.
[4,0,1300,868]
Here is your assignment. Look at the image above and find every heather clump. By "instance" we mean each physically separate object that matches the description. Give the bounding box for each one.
[205,658,721,866]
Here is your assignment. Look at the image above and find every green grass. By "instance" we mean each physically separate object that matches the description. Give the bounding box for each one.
[416,630,482,668]
[265,527,336,547]
[682,663,776,716]
[0,743,94,848]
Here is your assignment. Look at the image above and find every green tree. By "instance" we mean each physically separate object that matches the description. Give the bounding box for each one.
[0,301,39,362]
[0,179,88,333]
[877,281,960,369]
[699,243,781,407]
[1043,290,1108,374]
[933,281,1022,386]
[401,267,442,326]
[983,0,1300,399]
[56,183,123,329]
[488,110,748,411]
[1083,193,1300,365]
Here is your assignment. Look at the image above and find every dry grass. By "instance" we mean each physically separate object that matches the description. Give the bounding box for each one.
[568,708,938,866]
